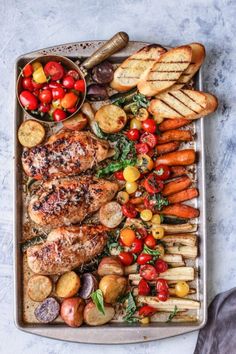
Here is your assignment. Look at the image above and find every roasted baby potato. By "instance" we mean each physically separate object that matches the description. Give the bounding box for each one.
[78,273,98,300]
[99,201,123,228]
[95,104,127,133]
[60,297,85,327]
[62,112,88,131]
[56,271,81,298]
[84,302,115,326]
[98,256,124,277]
[34,297,60,323]
[27,274,53,302]
[18,119,45,148]
[99,275,127,303]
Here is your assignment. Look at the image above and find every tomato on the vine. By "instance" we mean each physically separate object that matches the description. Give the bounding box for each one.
[144,173,164,194]
[126,129,140,141]
[155,164,171,180]
[140,132,158,148]
[118,252,133,266]
[137,253,152,265]
[121,203,138,218]
[142,119,157,133]
[138,279,150,295]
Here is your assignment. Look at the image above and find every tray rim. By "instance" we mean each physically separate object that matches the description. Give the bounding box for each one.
[13,39,207,344]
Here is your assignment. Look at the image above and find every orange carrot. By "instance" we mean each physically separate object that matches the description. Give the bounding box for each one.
[162,176,192,196]
[156,141,180,155]
[157,130,192,144]
[170,166,188,178]
[130,197,144,205]
[167,188,199,204]
[156,149,196,166]
[161,204,199,219]
[159,118,190,131]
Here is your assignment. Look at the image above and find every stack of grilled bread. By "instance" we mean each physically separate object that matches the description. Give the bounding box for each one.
[110,43,218,119]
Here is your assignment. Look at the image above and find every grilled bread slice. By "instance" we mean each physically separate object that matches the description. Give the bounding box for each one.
[110,44,167,91]
[149,89,218,120]
[137,46,192,96]
[170,43,205,91]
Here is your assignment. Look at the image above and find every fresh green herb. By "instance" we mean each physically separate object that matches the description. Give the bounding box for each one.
[113,97,127,106]
[147,193,169,211]
[143,244,160,257]
[103,230,123,255]
[96,159,136,178]
[123,291,139,323]
[166,305,179,323]
[91,289,105,315]
[123,93,150,115]
[93,122,107,139]
[21,235,47,252]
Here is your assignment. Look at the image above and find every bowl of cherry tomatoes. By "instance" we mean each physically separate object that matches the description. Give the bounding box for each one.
[16,55,86,123]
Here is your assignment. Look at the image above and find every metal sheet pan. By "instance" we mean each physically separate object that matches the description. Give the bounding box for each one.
[13,40,207,343]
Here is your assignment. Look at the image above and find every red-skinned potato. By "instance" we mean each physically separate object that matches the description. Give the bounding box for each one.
[99,275,127,304]
[60,297,85,327]
[62,112,88,131]
[84,302,115,326]
[98,256,124,277]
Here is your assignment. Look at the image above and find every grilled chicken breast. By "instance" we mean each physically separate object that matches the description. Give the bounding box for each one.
[28,176,119,227]
[22,130,110,180]
[27,225,108,274]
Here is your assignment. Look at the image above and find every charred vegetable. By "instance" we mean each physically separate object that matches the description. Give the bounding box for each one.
[92,61,114,84]
[87,84,108,101]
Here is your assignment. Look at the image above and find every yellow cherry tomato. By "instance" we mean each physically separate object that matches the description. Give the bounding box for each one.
[152,226,165,239]
[52,99,61,109]
[123,166,140,182]
[137,154,154,173]
[140,209,153,222]
[151,214,161,225]
[136,108,149,121]
[175,281,189,297]
[139,317,150,324]
[117,191,129,205]
[126,181,138,194]
[32,61,42,71]
[33,66,47,83]
[120,228,136,247]
[130,118,142,130]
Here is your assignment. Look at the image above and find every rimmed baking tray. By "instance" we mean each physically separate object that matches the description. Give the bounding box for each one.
[13,40,207,343]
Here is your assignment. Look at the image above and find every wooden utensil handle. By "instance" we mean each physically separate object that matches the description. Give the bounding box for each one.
[82,32,129,70]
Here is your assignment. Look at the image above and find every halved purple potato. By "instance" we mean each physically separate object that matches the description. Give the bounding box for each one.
[34,297,60,323]
[78,273,98,299]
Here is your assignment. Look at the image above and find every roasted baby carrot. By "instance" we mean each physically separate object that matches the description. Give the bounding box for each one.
[129,197,144,205]
[158,118,190,132]
[162,176,192,196]
[156,141,180,155]
[167,188,199,204]
[161,204,200,219]
[170,166,188,178]
[156,149,196,166]
[157,130,193,144]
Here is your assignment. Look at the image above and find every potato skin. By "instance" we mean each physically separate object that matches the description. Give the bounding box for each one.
[84,302,115,326]
[60,297,85,327]
[27,275,52,302]
[98,256,124,277]
[56,271,81,298]
[62,112,88,131]
[99,275,127,303]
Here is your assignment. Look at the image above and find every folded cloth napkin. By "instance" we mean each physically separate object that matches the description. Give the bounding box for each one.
[194,287,236,354]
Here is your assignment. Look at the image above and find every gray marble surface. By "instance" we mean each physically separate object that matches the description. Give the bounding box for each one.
[0,0,235,353]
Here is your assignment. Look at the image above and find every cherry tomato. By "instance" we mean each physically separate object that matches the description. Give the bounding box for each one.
[22,63,33,77]
[140,264,157,281]
[144,235,156,249]
[155,164,171,181]
[114,171,125,181]
[130,238,143,254]
[126,129,140,141]
[52,87,65,100]
[62,75,75,89]
[156,278,169,293]
[44,61,64,81]
[136,227,148,239]
[120,228,136,247]
[39,89,52,104]
[140,132,158,148]
[155,259,168,273]
[33,89,40,97]
[19,90,38,110]
[135,143,149,154]
[118,252,133,266]
[147,148,155,158]
[38,103,50,113]
[67,107,77,114]
[32,80,44,90]
[142,119,157,133]
[49,82,63,89]
[137,253,153,265]
[144,173,164,194]
[122,203,138,218]
[53,108,67,122]
[139,305,156,317]
[61,92,78,109]
[157,291,169,302]
[74,79,85,92]
[42,83,50,90]
[138,279,151,295]
[67,70,80,80]
[22,77,34,91]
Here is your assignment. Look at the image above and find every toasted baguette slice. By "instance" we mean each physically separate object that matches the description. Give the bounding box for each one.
[110,44,166,91]
[149,89,218,120]
[170,43,205,91]
[137,46,192,96]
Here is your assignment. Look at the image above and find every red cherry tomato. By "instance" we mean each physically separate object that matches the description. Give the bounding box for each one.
[155,164,171,181]
[144,173,164,194]
[53,108,67,122]
[122,203,138,218]
[142,119,157,133]
[155,259,168,273]
[136,227,148,239]
[144,235,156,249]
[62,75,75,89]
[33,89,40,97]
[38,103,50,113]
[67,70,80,80]
[137,253,153,265]
[19,90,38,110]
[138,279,151,295]
[22,63,33,77]
[156,278,169,293]
[158,291,169,302]
[44,61,64,81]
[127,129,140,141]
[114,171,125,181]
[49,82,63,89]
[140,132,158,148]
[130,238,143,254]
[74,79,85,92]
[147,148,155,158]
[139,264,158,281]
[139,305,156,317]
[42,83,50,90]
[32,80,44,90]
[118,252,133,266]
[67,107,77,114]
[52,87,65,100]
[39,89,52,104]
[135,143,149,154]
[22,77,34,91]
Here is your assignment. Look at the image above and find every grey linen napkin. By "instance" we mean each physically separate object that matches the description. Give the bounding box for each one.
[194,287,236,354]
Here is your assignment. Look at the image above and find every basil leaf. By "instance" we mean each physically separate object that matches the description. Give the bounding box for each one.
[96,159,136,178]
[143,244,160,256]
[91,289,105,315]
[123,291,138,323]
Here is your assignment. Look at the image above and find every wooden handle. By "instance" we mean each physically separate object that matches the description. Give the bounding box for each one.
[82,32,129,70]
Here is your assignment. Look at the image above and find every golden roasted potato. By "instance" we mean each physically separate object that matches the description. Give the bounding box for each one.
[62,112,88,131]
[84,302,115,326]
[56,271,80,298]
[99,201,123,228]
[60,297,85,327]
[95,104,127,133]
[99,275,127,303]
[18,119,45,148]
[98,256,124,277]
[27,274,52,302]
